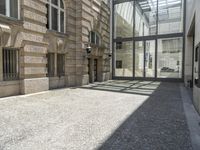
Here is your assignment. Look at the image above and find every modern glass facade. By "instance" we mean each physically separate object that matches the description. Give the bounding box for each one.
[113,0,184,80]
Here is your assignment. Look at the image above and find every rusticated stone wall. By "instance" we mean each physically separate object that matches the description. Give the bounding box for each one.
[0,0,110,97]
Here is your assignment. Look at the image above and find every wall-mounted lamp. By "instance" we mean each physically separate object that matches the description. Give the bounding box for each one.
[83,45,92,58]
[105,53,112,60]
[86,45,92,54]
[108,53,112,58]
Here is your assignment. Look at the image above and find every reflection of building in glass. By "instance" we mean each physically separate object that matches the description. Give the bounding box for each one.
[158,38,183,78]
[115,42,133,77]
[114,2,134,38]
[113,0,184,79]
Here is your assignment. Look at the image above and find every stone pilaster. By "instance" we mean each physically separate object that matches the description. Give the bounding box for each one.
[20,0,49,94]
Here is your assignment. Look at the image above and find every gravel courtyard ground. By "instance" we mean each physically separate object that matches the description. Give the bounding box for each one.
[0,81,192,150]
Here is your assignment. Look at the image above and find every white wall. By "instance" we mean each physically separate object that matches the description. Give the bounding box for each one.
[185,0,200,114]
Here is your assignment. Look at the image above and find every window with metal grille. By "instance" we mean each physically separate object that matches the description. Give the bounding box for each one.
[3,48,19,81]
[47,53,55,77]
[57,54,65,77]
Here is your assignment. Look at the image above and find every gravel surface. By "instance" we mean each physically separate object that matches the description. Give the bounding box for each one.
[0,81,192,150]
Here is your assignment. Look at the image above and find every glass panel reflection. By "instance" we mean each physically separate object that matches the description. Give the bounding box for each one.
[115,41,133,77]
[135,0,157,36]
[158,0,184,34]
[135,41,144,77]
[145,40,155,77]
[157,37,183,78]
[114,1,134,38]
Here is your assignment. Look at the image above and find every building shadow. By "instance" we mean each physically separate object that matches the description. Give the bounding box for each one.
[81,81,192,150]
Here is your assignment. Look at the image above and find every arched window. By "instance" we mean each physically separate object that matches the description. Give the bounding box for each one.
[0,0,20,19]
[89,31,101,46]
[47,0,65,33]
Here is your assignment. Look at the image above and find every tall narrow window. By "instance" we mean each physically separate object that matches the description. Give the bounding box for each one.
[0,0,19,19]
[0,0,6,15]
[47,53,55,77]
[89,31,100,46]
[57,54,65,76]
[3,48,19,81]
[47,0,65,33]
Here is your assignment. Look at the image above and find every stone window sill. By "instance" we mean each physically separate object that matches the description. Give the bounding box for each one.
[0,80,20,86]
[47,29,68,37]
[0,15,23,26]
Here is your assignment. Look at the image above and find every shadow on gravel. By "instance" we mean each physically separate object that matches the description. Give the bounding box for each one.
[82,81,193,150]
[80,81,160,96]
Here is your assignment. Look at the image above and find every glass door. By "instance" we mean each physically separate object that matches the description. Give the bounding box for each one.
[135,41,144,77]
[135,40,155,78]
[145,40,155,78]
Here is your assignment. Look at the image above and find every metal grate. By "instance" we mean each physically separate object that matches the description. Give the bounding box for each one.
[3,48,19,81]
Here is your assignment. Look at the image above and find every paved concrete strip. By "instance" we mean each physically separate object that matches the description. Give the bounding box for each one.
[180,85,200,150]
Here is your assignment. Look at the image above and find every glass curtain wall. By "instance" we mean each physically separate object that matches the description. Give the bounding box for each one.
[113,0,184,79]
[157,37,183,78]
[135,41,144,77]
[115,41,133,77]
[114,1,134,38]
[135,0,157,36]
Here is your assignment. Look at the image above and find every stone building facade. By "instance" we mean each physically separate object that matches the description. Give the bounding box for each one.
[0,0,111,97]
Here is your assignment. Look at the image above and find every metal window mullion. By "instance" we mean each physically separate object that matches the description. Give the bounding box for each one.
[155,0,158,79]
[144,41,146,77]
[58,0,61,32]
[63,9,66,33]
[182,0,186,80]
[3,50,6,80]
[156,0,158,35]
[112,0,115,77]
[6,0,10,17]
[10,50,13,79]
[16,50,19,79]
[13,50,15,79]
[7,50,9,79]
[133,0,135,78]
[5,50,8,80]
[9,50,11,79]
[18,0,20,19]
[155,39,158,78]
[49,0,52,30]
[13,50,16,79]
[14,50,16,79]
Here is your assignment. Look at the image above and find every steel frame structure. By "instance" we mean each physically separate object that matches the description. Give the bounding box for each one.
[111,0,186,82]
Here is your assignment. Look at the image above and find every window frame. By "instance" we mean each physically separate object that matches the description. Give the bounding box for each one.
[47,53,55,77]
[0,0,20,19]
[89,31,101,46]
[116,60,122,69]
[195,43,200,88]
[47,0,65,33]
[2,48,19,81]
[57,53,65,77]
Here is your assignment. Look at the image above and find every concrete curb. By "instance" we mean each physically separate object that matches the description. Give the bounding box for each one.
[180,84,200,150]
